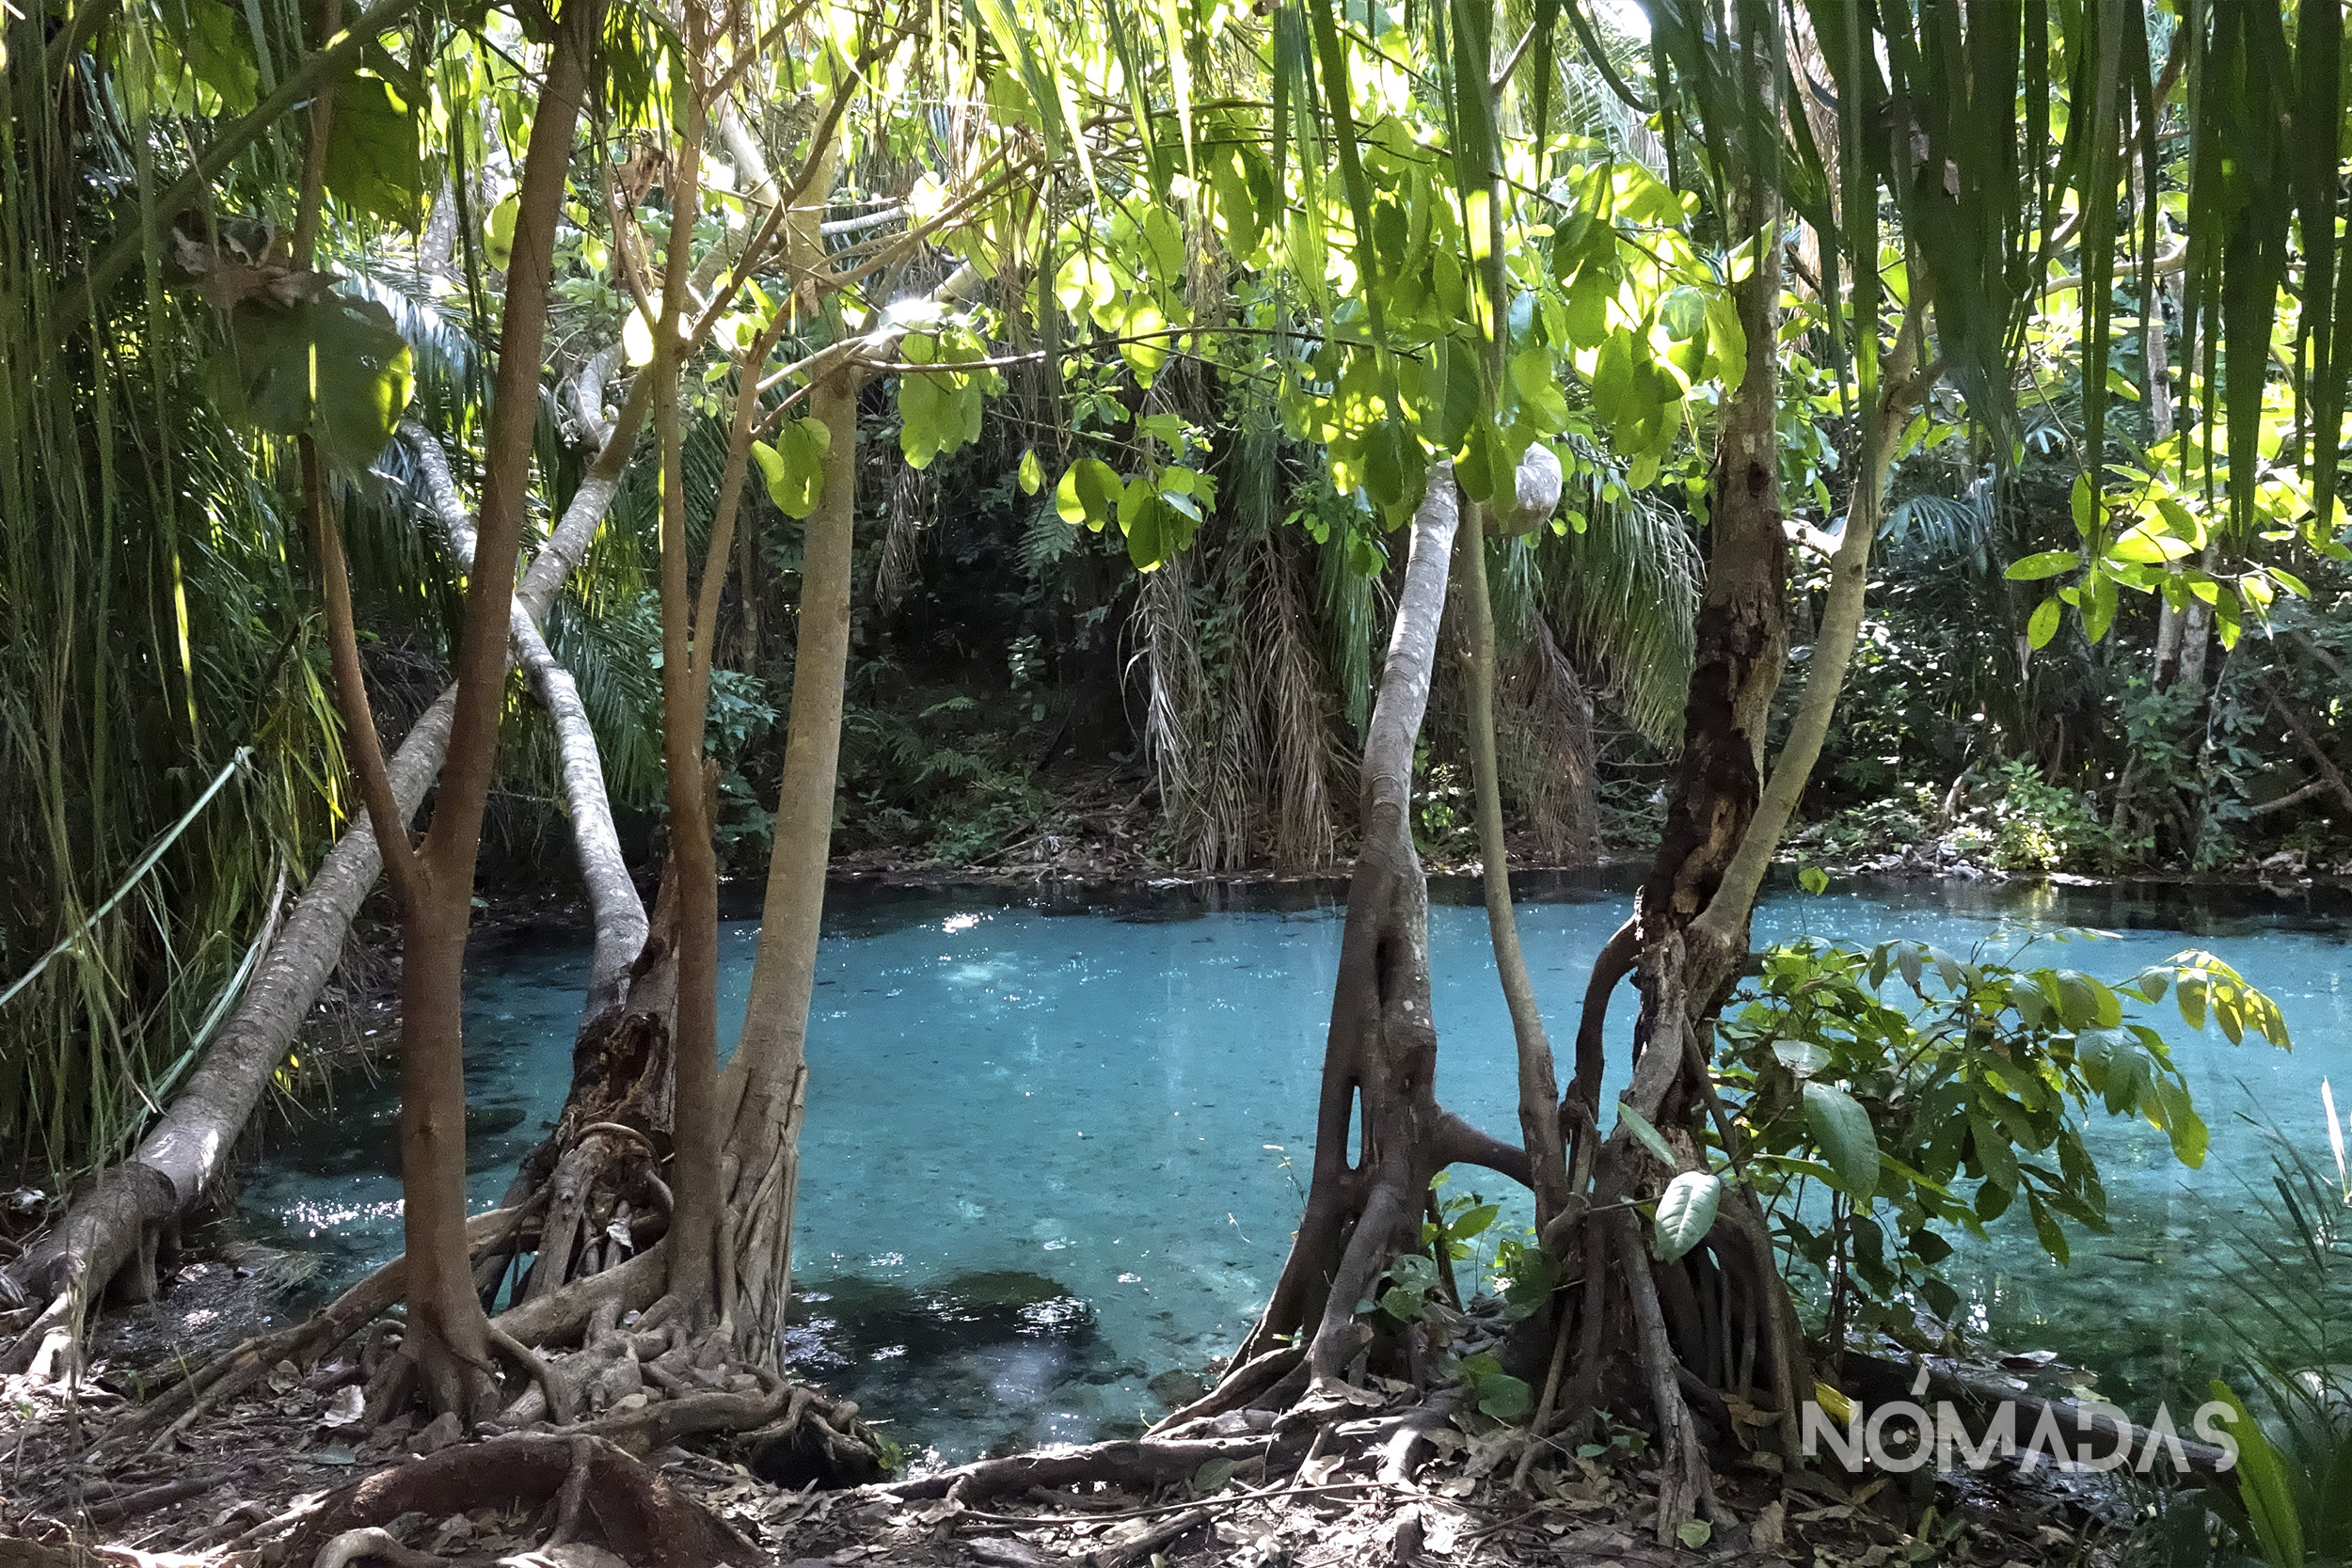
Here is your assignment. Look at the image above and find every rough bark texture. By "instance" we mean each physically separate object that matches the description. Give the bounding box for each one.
[1190,466,1528,1403]
[1561,35,1800,1539]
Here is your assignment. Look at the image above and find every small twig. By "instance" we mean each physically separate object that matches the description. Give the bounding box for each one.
[83,1470,230,1524]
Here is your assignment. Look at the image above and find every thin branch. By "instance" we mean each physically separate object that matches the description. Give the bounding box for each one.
[309,451,428,909]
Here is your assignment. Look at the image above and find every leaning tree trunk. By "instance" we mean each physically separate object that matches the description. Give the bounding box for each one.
[1176,464,1529,1417]
[1561,263,1933,1545]
[1453,501,1574,1235]
[0,367,647,1386]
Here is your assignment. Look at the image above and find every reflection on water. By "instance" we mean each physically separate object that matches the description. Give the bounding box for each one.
[235,871,2350,1464]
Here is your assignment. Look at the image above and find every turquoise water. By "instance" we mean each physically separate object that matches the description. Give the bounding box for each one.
[235,873,2350,1465]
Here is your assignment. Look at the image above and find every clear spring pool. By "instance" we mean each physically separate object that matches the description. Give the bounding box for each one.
[234,871,2350,1465]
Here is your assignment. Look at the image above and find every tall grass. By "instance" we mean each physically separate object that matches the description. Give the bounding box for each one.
[0,13,347,1178]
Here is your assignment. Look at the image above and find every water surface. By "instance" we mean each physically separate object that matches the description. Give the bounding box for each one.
[236,872,2350,1464]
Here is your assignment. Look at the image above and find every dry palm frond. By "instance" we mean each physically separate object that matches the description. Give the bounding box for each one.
[1495,615,1599,863]
[1256,532,1343,870]
[875,456,934,615]
[1133,546,1203,852]
[1542,445,1701,750]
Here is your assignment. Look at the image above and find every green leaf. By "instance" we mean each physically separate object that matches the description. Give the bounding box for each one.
[1803,1082,1880,1199]
[209,293,413,475]
[1461,1354,1532,1421]
[1676,1519,1713,1549]
[1056,458,1122,530]
[1017,448,1044,496]
[1970,1112,2021,1194]
[756,417,830,519]
[1191,1457,1238,1496]
[2006,550,2082,581]
[325,74,421,228]
[1798,865,1829,895]
[1614,1102,1677,1168]
[2208,1382,2305,1568]
[1652,1171,1722,1264]
[2026,1191,2071,1265]
[2026,595,2062,649]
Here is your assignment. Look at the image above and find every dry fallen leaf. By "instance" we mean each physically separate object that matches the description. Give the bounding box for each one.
[320,1386,365,1428]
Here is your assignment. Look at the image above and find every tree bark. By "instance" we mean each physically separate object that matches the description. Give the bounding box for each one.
[716,368,859,1366]
[1570,19,1794,1539]
[389,15,592,1421]
[405,419,649,1026]
[1453,498,1572,1234]
[712,253,983,1366]
[1186,465,1527,1401]
[651,74,723,1329]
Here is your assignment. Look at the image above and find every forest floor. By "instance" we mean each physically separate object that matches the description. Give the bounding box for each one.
[0,1345,2154,1568]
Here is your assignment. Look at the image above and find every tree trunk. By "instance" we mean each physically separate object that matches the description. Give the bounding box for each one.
[715,369,860,1367]
[1453,503,1573,1234]
[405,417,650,1027]
[389,17,592,1421]
[1563,25,1795,1537]
[651,92,723,1329]
[1186,465,1528,1401]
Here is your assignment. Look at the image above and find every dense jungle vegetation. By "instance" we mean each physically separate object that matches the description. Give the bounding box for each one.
[2,0,2350,1561]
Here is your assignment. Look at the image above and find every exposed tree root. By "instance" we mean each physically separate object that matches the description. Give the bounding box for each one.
[1200,465,1526,1402]
[274,1435,760,1568]
[887,1433,1308,1504]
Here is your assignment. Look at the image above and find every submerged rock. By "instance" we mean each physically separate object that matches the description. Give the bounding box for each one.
[1148,1368,1207,1407]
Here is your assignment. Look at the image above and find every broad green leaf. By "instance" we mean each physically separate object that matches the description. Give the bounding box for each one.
[1055,458,1122,530]
[2005,550,2082,581]
[1017,448,1044,496]
[1970,1112,2020,1193]
[208,293,412,475]
[1803,1082,1879,1199]
[325,74,421,229]
[1652,1171,1722,1263]
[2026,595,2062,649]
[757,417,829,519]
